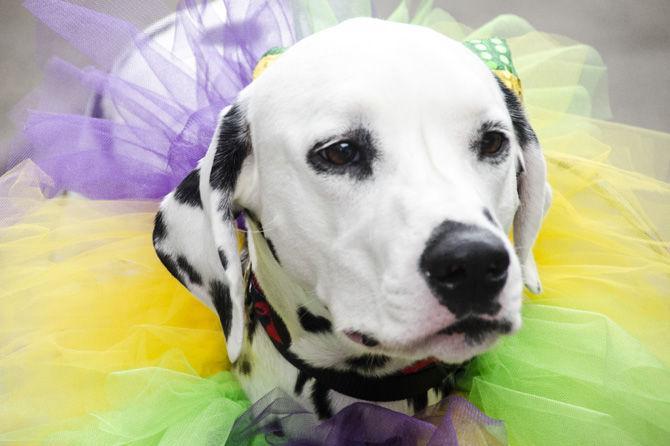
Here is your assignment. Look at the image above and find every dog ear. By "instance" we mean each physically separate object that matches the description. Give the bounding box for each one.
[497,79,552,294]
[153,103,251,362]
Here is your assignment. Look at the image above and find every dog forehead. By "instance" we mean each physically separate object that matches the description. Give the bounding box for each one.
[247,18,501,128]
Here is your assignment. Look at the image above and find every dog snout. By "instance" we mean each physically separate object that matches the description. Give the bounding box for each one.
[420,220,509,317]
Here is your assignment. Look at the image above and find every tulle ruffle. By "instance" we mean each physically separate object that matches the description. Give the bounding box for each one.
[227,390,506,445]
[6,0,295,199]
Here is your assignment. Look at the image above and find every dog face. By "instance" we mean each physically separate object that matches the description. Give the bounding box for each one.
[154,18,549,365]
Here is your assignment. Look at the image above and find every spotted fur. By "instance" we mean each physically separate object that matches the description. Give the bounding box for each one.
[297,307,332,334]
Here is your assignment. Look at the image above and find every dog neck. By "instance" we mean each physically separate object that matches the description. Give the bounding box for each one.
[240,215,466,414]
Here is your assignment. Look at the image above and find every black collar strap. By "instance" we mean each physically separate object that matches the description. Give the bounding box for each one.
[246,273,465,402]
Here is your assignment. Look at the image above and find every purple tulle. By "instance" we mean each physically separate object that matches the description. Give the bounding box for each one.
[226,389,506,445]
[7,0,296,199]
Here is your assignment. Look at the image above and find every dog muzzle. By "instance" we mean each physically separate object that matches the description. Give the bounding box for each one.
[239,214,467,402]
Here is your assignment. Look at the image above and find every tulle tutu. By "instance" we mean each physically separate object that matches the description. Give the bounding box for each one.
[1,0,669,445]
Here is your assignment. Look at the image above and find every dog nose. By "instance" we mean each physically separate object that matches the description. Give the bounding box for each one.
[420,221,509,317]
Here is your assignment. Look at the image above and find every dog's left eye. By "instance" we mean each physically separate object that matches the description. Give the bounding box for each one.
[318,141,361,166]
[479,131,506,157]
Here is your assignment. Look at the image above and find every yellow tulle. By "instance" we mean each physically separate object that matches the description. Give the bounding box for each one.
[0,162,229,437]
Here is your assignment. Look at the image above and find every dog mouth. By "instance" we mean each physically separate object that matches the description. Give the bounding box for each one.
[345,316,513,349]
[438,316,513,344]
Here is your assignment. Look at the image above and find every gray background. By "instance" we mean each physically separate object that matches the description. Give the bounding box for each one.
[1,0,669,157]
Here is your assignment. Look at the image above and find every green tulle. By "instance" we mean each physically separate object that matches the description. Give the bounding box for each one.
[462,304,670,446]
[44,369,259,445]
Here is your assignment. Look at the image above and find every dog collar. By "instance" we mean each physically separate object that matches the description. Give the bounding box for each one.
[246,270,465,402]
[253,38,523,99]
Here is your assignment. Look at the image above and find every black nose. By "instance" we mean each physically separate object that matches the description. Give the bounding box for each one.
[420,221,509,317]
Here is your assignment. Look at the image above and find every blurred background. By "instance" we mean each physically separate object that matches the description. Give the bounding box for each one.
[1,0,669,157]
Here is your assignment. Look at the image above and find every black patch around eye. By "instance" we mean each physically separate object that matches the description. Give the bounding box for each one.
[210,280,233,338]
[345,354,390,370]
[297,306,332,333]
[472,122,510,164]
[210,104,251,192]
[174,169,202,208]
[495,77,538,149]
[306,127,379,180]
[153,211,167,242]
[176,255,203,285]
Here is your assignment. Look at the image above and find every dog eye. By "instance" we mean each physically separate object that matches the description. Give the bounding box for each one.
[479,131,506,157]
[318,141,361,166]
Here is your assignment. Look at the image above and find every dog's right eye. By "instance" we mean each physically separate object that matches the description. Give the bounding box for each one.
[318,141,361,166]
[307,127,378,180]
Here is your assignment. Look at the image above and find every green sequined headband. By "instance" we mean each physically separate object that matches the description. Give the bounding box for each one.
[463,38,523,100]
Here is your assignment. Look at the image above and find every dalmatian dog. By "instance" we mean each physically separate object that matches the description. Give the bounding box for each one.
[152,18,551,419]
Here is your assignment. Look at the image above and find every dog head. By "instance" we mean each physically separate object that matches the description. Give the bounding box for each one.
[153,18,550,364]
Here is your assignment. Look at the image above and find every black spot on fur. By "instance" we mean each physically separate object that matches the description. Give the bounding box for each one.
[210,280,232,338]
[152,211,167,243]
[174,169,202,207]
[483,208,497,226]
[311,381,334,419]
[244,279,259,344]
[176,256,202,285]
[239,359,252,375]
[409,392,428,414]
[345,354,390,370]
[495,77,537,149]
[210,104,250,192]
[360,334,379,347]
[265,238,280,264]
[297,307,332,334]
[217,248,228,270]
[294,371,309,396]
[155,250,185,286]
[255,220,280,264]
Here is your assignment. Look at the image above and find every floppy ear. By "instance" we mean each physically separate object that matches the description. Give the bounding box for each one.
[497,79,552,294]
[152,103,251,362]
